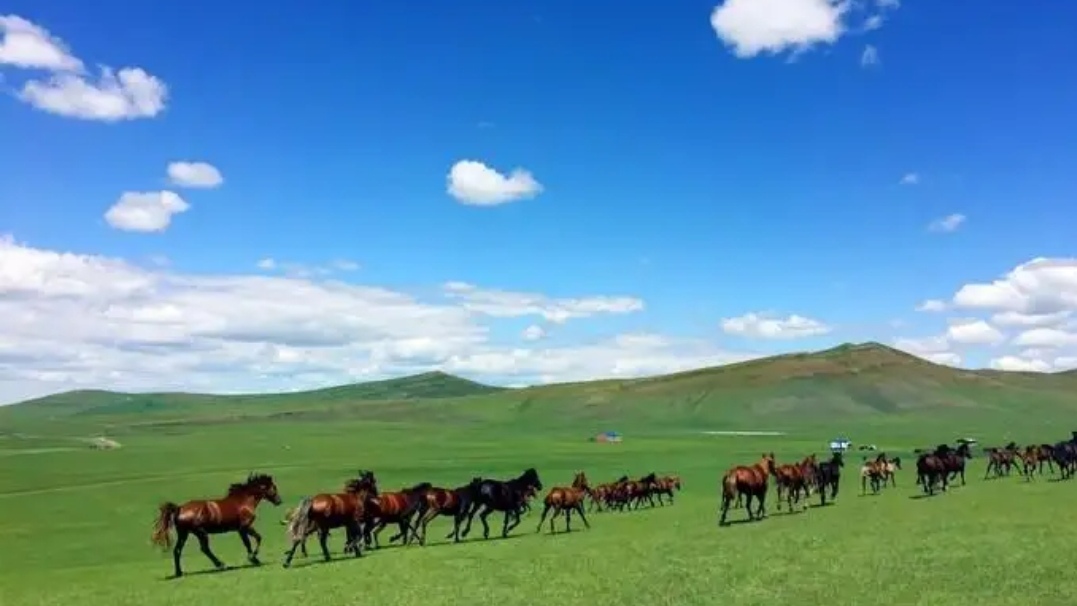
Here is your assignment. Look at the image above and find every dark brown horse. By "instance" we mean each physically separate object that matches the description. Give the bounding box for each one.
[718,453,775,526]
[774,455,814,511]
[413,477,483,545]
[150,473,282,578]
[281,471,377,567]
[365,482,433,547]
[535,471,592,534]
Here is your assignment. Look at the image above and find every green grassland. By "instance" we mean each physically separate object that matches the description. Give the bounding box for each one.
[2,343,1077,606]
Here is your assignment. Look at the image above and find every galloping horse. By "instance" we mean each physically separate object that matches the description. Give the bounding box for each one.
[413,477,483,545]
[281,471,377,567]
[718,453,775,526]
[860,453,889,495]
[773,455,813,511]
[461,467,543,540]
[813,451,843,506]
[150,473,282,578]
[535,471,592,534]
[914,445,951,495]
[365,482,433,547]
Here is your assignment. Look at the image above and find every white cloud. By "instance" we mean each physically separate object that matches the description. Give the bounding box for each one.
[915,299,947,313]
[946,318,1004,345]
[0,15,82,71]
[443,281,643,323]
[928,213,966,233]
[167,161,224,189]
[990,355,1051,373]
[255,257,360,278]
[709,0,848,59]
[0,237,762,404]
[446,160,543,205]
[900,172,919,185]
[990,310,1070,328]
[1,15,167,121]
[860,45,879,67]
[720,312,830,339]
[1012,328,1077,349]
[521,325,546,341]
[891,335,961,365]
[951,258,1077,315]
[104,191,189,233]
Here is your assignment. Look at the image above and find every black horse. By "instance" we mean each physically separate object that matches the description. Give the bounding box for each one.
[814,451,843,506]
[461,468,543,540]
[412,477,483,545]
[914,444,956,495]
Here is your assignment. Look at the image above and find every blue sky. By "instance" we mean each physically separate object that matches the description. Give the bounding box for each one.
[1,0,1077,404]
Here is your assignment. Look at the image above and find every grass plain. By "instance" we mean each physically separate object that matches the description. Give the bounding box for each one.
[3,343,1077,606]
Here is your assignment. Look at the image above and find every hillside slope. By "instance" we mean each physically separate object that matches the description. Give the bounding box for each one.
[3,343,1077,434]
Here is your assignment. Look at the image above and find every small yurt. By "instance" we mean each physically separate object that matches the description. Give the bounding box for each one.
[592,431,623,443]
[828,437,852,453]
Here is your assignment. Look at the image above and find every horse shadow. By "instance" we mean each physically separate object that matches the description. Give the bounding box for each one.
[163,562,257,581]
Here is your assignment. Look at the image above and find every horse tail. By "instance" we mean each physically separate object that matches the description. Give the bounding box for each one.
[285,497,314,544]
[721,472,737,501]
[150,502,179,550]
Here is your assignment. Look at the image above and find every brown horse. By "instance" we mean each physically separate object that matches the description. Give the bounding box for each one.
[653,474,682,505]
[281,471,377,567]
[860,453,889,495]
[718,453,775,526]
[150,472,282,578]
[774,455,813,511]
[413,477,483,545]
[365,482,433,547]
[535,471,592,534]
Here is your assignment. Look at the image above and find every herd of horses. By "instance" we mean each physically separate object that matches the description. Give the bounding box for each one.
[149,432,1077,578]
[149,468,680,577]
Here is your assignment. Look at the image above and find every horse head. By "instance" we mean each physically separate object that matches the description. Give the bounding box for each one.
[239,473,282,505]
[762,452,777,475]
[521,467,543,491]
[572,471,589,489]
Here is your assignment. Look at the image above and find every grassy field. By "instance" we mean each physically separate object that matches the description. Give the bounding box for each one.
[3,344,1077,605]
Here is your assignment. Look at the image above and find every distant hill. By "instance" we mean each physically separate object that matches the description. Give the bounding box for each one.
[4,343,1077,433]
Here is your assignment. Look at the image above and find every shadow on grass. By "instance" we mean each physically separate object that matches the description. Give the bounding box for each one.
[164,561,260,581]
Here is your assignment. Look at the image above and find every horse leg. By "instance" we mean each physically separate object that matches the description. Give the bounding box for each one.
[460,501,482,538]
[282,532,308,568]
[194,530,225,570]
[477,505,493,539]
[575,503,591,529]
[744,493,755,521]
[171,527,189,578]
[755,489,767,520]
[718,491,732,526]
[345,520,364,557]
[317,528,332,562]
[238,528,260,566]
[536,502,553,533]
[565,508,572,533]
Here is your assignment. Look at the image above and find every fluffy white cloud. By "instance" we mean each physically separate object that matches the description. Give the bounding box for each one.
[952,258,1077,315]
[709,0,848,58]
[900,172,919,185]
[860,45,879,67]
[167,161,224,189]
[0,237,760,404]
[915,299,947,313]
[104,191,189,233]
[990,355,1051,373]
[946,318,1004,345]
[891,335,961,366]
[0,15,82,71]
[990,310,1070,328]
[521,325,546,341]
[1012,328,1077,349]
[446,160,543,205]
[928,213,966,233]
[0,15,167,121]
[443,281,643,323]
[720,312,830,339]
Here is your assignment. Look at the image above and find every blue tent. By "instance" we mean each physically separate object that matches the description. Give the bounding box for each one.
[592,431,622,443]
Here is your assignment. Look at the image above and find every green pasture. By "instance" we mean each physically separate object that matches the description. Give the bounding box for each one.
[3,414,1077,606]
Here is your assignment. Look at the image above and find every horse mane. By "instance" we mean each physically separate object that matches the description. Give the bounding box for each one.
[640,472,656,483]
[616,475,628,483]
[228,473,272,496]
[406,481,433,493]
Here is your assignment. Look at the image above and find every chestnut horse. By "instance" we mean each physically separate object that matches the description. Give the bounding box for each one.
[535,471,592,534]
[281,471,377,567]
[150,472,282,578]
[718,453,775,526]
[365,482,433,548]
[413,477,483,545]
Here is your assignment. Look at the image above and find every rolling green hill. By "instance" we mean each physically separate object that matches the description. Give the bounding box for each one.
[3,342,1077,436]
